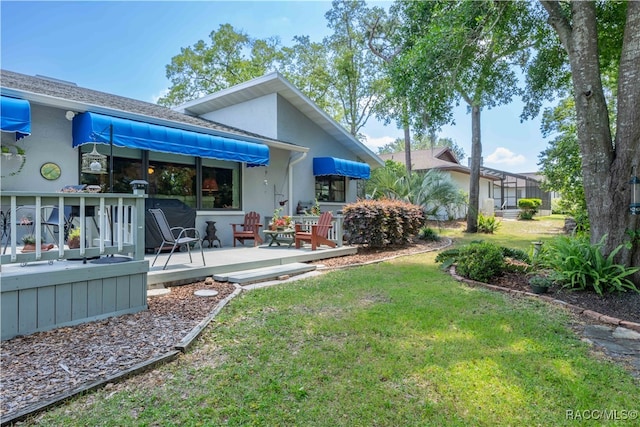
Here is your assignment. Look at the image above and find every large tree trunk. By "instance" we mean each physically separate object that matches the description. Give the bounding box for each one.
[466,104,481,233]
[403,123,412,175]
[542,1,640,283]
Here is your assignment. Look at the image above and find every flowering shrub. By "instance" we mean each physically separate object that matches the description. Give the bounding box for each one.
[273,217,291,228]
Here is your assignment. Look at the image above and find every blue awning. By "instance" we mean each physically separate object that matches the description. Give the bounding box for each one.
[313,157,370,179]
[72,112,269,166]
[1,96,31,140]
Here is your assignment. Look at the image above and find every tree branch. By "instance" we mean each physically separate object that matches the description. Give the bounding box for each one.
[539,1,574,53]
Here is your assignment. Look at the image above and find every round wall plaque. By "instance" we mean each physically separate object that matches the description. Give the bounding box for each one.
[40,162,61,180]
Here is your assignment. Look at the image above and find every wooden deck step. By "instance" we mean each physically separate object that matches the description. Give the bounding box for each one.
[213,262,317,284]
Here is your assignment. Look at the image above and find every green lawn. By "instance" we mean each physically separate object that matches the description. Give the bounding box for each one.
[32,216,639,426]
[436,215,567,251]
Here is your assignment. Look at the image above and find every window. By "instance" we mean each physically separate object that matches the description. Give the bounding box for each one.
[315,175,346,202]
[201,166,238,209]
[147,160,196,207]
[79,145,241,209]
[200,158,241,210]
[79,145,143,193]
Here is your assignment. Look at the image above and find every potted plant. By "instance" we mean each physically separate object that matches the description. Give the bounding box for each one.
[67,227,82,249]
[270,208,292,231]
[528,274,552,294]
[21,234,54,252]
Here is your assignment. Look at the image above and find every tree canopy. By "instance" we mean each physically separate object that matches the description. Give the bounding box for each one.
[390,0,535,232]
[157,24,280,107]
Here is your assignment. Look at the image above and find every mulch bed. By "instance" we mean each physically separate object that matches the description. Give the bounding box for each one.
[0,281,236,420]
[492,271,640,325]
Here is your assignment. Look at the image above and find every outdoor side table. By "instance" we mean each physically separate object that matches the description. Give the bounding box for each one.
[263,229,295,247]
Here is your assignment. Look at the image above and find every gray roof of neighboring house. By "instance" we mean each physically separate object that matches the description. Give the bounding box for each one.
[379,148,500,181]
[176,71,383,167]
[0,69,305,152]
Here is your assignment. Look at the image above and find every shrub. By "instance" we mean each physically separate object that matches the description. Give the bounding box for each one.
[417,226,440,242]
[540,235,640,295]
[501,247,530,263]
[342,199,425,248]
[434,248,460,269]
[455,242,505,282]
[518,198,542,220]
[477,213,500,234]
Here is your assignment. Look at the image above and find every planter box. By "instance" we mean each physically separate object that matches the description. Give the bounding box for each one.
[1,260,148,340]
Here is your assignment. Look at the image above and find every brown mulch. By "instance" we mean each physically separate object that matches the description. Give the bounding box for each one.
[0,281,236,420]
[2,238,639,421]
[492,271,640,324]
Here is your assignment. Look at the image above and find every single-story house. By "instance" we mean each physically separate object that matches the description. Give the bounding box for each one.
[1,70,383,247]
[379,147,499,218]
[379,147,553,218]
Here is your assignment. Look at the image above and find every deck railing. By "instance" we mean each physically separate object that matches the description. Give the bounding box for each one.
[1,190,147,266]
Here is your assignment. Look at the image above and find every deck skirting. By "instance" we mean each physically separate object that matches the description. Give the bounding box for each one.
[1,260,148,340]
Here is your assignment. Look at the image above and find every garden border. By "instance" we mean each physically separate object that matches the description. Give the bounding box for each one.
[448,266,640,333]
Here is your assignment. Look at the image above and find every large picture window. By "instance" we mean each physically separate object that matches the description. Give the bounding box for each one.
[79,145,143,193]
[80,145,242,210]
[148,160,196,207]
[315,175,346,202]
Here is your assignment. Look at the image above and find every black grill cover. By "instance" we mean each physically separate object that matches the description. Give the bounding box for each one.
[145,198,196,252]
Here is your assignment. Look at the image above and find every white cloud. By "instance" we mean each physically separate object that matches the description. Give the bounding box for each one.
[362,134,396,152]
[485,147,526,166]
[151,88,169,104]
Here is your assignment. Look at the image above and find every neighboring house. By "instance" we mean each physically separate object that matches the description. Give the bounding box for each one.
[479,167,553,215]
[379,147,499,219]
[1,70,382,246]
[379,147,553,218]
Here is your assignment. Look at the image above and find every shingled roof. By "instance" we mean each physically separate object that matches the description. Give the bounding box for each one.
[0,69,299,149]
[379,147,500,180]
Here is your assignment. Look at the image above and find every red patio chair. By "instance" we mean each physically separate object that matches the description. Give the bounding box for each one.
[294,211,337,250]
[231,211,264,247]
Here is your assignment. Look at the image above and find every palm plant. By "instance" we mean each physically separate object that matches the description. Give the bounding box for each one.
[367,163,466,220]
[414,170,467,219]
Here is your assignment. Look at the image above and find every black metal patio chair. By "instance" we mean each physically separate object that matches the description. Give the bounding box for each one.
[148,208,205,270]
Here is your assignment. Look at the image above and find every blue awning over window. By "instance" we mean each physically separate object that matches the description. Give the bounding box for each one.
[72,112,269,166]
[1,96,31,140]
[313,157,370,179]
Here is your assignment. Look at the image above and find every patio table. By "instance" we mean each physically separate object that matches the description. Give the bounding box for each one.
[263,229,295,247]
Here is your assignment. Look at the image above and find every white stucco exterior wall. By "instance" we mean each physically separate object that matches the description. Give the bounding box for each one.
[1,104,78,192]
[196,92,366,216]
[200,94,278,140]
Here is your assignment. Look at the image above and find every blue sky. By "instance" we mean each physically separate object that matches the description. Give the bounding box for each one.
[1,0,549,173]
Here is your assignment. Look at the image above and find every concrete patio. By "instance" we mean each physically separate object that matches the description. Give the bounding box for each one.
[146,242,356,287]
[1,242,357,288]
